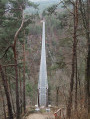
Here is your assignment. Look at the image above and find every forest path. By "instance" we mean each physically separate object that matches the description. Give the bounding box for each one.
[26,112,54,119]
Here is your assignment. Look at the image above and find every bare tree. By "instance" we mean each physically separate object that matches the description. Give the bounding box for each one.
[23,35,26,113]
[12,10,24,119]
[79,0,90,117]
[67,0,79,118]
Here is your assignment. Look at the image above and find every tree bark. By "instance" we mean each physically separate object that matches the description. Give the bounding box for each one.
[86,1,90,116]
[86,46,90,118]
[0,86,6,119]
[0,65,13,119]
[12,47,20,119]
[23,37,26,113]
[12,10,24,119]
[74,0,78,110]
[79,0,90,117]
[67,1,78,118]
[19,68,23,114]
[9,78,15,114]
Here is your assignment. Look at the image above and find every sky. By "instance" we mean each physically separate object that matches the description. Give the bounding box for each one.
[30,0,60,2]
[30,0,52,2]
[29,0,60,2]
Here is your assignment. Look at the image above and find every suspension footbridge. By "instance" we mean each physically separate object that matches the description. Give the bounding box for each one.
[26,20,66,119]
[37,21,48,107]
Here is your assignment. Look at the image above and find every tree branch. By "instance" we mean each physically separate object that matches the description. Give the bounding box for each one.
[2,64,17,67]
[13,10,24,48]
[0,45,12,60]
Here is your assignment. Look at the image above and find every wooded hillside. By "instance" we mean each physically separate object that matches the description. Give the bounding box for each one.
[0,0,90,119]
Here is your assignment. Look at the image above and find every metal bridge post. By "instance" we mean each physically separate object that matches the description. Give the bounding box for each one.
[46,88,48,107]
[37,89,40,107]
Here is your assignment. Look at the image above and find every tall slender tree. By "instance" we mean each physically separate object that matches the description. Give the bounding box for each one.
[0,65,13,119]
[23,35,26,113]
[79,0,90,117]
[66,0,78,118]
[0,0,38,118]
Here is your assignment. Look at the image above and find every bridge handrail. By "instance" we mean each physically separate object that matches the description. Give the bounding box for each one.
[54,107,65,119]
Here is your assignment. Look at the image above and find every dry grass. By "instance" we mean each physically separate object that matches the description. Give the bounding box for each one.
[70,108,88,119]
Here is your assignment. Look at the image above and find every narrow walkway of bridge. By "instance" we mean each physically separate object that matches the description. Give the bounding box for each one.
[25,20,54,119]
[38,20,48,107]
[24,20,67,119]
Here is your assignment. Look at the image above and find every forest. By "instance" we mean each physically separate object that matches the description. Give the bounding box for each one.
[0,0,90,119]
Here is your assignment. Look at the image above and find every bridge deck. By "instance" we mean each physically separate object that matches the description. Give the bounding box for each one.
[38,21,48,107]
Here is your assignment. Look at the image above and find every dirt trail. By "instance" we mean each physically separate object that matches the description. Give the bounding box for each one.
[26,113,54,119]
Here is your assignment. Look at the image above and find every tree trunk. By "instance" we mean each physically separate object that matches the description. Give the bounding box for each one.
[79,0,90,117]
[9,78,15,114]
[23,38,26,113]
[13,47,20,119]
[86,36,90,118]
[67,1,78,118]
[19,68,23,114]
[0,65,13,119]
[86,0,90,116]
[12,10,24,118]
[75,51,78,110]
[0,86,6,119]
[74,0,78,110]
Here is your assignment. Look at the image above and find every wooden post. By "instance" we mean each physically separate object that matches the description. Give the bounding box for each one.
[54,112,57,119]
[56,87,59,106]
[60,110,61,118]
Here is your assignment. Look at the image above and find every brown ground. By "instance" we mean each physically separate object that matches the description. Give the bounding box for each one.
[26,112,54,119]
